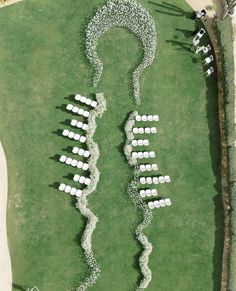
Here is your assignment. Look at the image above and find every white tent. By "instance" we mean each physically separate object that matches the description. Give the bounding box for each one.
[76,189,82,197]
[59,183,66,191]
[62,129,69,137]
[70,187,77,195]
[80,136,86,143]
[71,159,78,167]
[148,202,155,209]
[74,134,81,141]
[83,111,90,118]
[73,174,80,182]
[77,161,83,169]
[71,119,77,127]
[66,157,72,165]
[68,132,75,139]
[59,155,67,163]
[66,104,73,110]
[65,185,71,193]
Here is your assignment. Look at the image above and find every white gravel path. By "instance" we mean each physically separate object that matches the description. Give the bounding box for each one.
[0,143,12,291]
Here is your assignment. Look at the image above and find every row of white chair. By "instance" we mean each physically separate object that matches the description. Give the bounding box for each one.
[132,151,155,159]
[148,198,172,209]
[73,174,91,185]
[133,127,157,134]
[70,119,89,131]
[135,115,159,122]
[139,164,158,172]
[75,94,97,108]
[132,139,149,147]
[62,129,86,143]
[139,189,158,197]
[59,183,83,197]
[59,155,89,170]
[140,175,171,185]
[72,147,90,157]
[66,104,90,118]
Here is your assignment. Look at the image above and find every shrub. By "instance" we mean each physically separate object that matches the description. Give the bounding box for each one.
[124,111,138,165]
[85,0,157,104]
[76,93,107,290]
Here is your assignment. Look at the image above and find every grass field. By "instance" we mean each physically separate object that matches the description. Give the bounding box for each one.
[0,0,224,290]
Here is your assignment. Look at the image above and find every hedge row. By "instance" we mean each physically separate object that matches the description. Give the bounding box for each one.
[215,17,236,290]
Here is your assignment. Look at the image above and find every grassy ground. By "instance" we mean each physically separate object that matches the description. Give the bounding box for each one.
[0,0,223,290]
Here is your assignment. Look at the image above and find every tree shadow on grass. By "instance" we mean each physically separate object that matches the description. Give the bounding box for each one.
[149,1,194,19]
[204,43,224,291]
[12,283,27,291]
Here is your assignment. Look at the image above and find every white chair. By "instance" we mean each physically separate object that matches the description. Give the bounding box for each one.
[150,151,155,158]
[135,115,142,121]
[71,159,78,167]
[77,121,83,128]
[165,198,172,206]
[72,106,79,113]
[78,108,84,116]
[80,136,86,143]
[151,127,157,134]
[62,129,69,137]
[138,128,144,134]
[145,128,151,134]
[82,163,89,171]
[146,177,152,184]
[153,115,159,121]
[74,134,81,141]
[133,128,139,134]
[77,161,83,169]
[141,115,147,121]
[83,111,90,118]
[146,189,152,197]
[159,176,165,184]
[79,176,86,184]
[72,147,79,154]
[138,152,144,159]
[59,155,67,163]
[147,115,153,121]
[138,140,144,146]
[85,178,91,185]
[75,94,81,101]
[143,139,149,146]
[84,150,90,158]
[164,175,171,183]
[151,189,158,196]
[159,199,165,207]
[193,28,206,46]
[153,177,159,184]
[140,177,146,185]
[148,202,155,209]
[71,119,77,127]
[76,189,82,197]
[152,164,158,170]
[140,165,146,172]
[146,164,152,171]
[70,187,77,195]
[203,44,211,55]
[68,132,75,139]
[205,67,214,77]
[143,152,150,159]
[139,190,146,197]
[85,98,92,105]
[65,185,71,193]
[202,55,214,66]
[65,157,72,165]
[154,200,160,208]
[132,140,138,146]
[82,124,89,131]
[59,183,66,191]
[78,149,85,156]
[73,174,80,182]
[66,104,73,111]
[91,101,97,108]
[81,96,87,103]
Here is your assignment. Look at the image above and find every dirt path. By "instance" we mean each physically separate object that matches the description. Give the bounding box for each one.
[0,143,12,291]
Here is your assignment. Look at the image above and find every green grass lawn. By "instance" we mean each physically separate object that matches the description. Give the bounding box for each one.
[0,0,223,290]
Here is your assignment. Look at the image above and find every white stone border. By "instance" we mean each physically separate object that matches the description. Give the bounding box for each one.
[0,142,12,291]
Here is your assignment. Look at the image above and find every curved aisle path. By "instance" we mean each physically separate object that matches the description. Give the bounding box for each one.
[0,142,12,291]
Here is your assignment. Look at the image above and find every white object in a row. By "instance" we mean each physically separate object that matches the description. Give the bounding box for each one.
[133,127,157,134]
[148,198,172,209]
[139,189,158,198]
[66,103,90,118]
[139,175,171,185]
[72,147,90,157]
[58,183,83,197]
[70,119,89,131]
[62,129,86,143]
[132,151,155,159]
[131,139,149,147]
[139,164,158,172]
[59,155,89,170]
[135,115,159,122]
[75,94,98,108]
[73,174,91,185]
